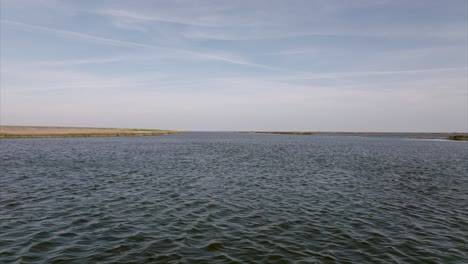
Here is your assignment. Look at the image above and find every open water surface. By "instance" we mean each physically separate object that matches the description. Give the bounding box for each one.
[1,132,467,263]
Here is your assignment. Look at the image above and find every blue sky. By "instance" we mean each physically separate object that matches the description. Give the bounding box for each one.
[1,0,467,132]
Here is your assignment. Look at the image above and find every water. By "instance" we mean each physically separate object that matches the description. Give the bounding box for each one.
[1,132,467,263]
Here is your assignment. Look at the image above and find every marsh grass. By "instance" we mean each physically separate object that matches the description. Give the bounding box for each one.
[242,131,468,140]
[448,135,468,141]
[0,126,182,139]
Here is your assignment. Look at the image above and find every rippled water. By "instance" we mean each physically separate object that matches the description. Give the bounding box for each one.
[1,132,467,263]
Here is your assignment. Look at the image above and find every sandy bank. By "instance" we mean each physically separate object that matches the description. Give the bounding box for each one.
[0,126,182,138]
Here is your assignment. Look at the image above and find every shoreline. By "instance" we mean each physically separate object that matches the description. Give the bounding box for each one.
[240,131,468,141]
[0,126,183,139]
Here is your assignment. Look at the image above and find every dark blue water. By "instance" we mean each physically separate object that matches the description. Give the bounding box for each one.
[1,132,467,263]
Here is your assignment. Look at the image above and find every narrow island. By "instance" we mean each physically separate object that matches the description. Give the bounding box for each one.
[0,126,182,139]
[241,131,468,141]
[447,135,468,141]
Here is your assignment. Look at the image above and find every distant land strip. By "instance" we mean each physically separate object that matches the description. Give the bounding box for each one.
[0,126,182,139]
[240,131,468,141]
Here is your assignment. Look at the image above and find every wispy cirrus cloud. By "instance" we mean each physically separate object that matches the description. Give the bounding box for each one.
[1,64,168,92]
[0,19,272,69]
[274,67,468,80]
[96,9,221,28]
[1,19,156,49]
[93,3,467,43]
[33,57,136,66]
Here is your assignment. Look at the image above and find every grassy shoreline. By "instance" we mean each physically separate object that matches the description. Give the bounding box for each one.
[0,126,182,139]
[447,135,468,141]
[241,131,468,141]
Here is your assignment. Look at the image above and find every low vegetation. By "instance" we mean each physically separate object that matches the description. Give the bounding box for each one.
[243,131,468,140]
[243,131,320,135]
[0,126,182,139]
[447,135,468,141]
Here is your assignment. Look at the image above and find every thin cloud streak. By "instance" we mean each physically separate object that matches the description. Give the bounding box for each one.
[275,67,468,80]
[0,19,275,69]
[34,57,133,66]
[97,9,220,27]
[1,19,156,48]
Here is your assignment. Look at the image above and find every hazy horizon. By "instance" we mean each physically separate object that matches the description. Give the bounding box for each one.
[1,0,467,132]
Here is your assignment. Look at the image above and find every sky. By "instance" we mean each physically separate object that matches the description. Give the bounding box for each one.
[0,0,467,132]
